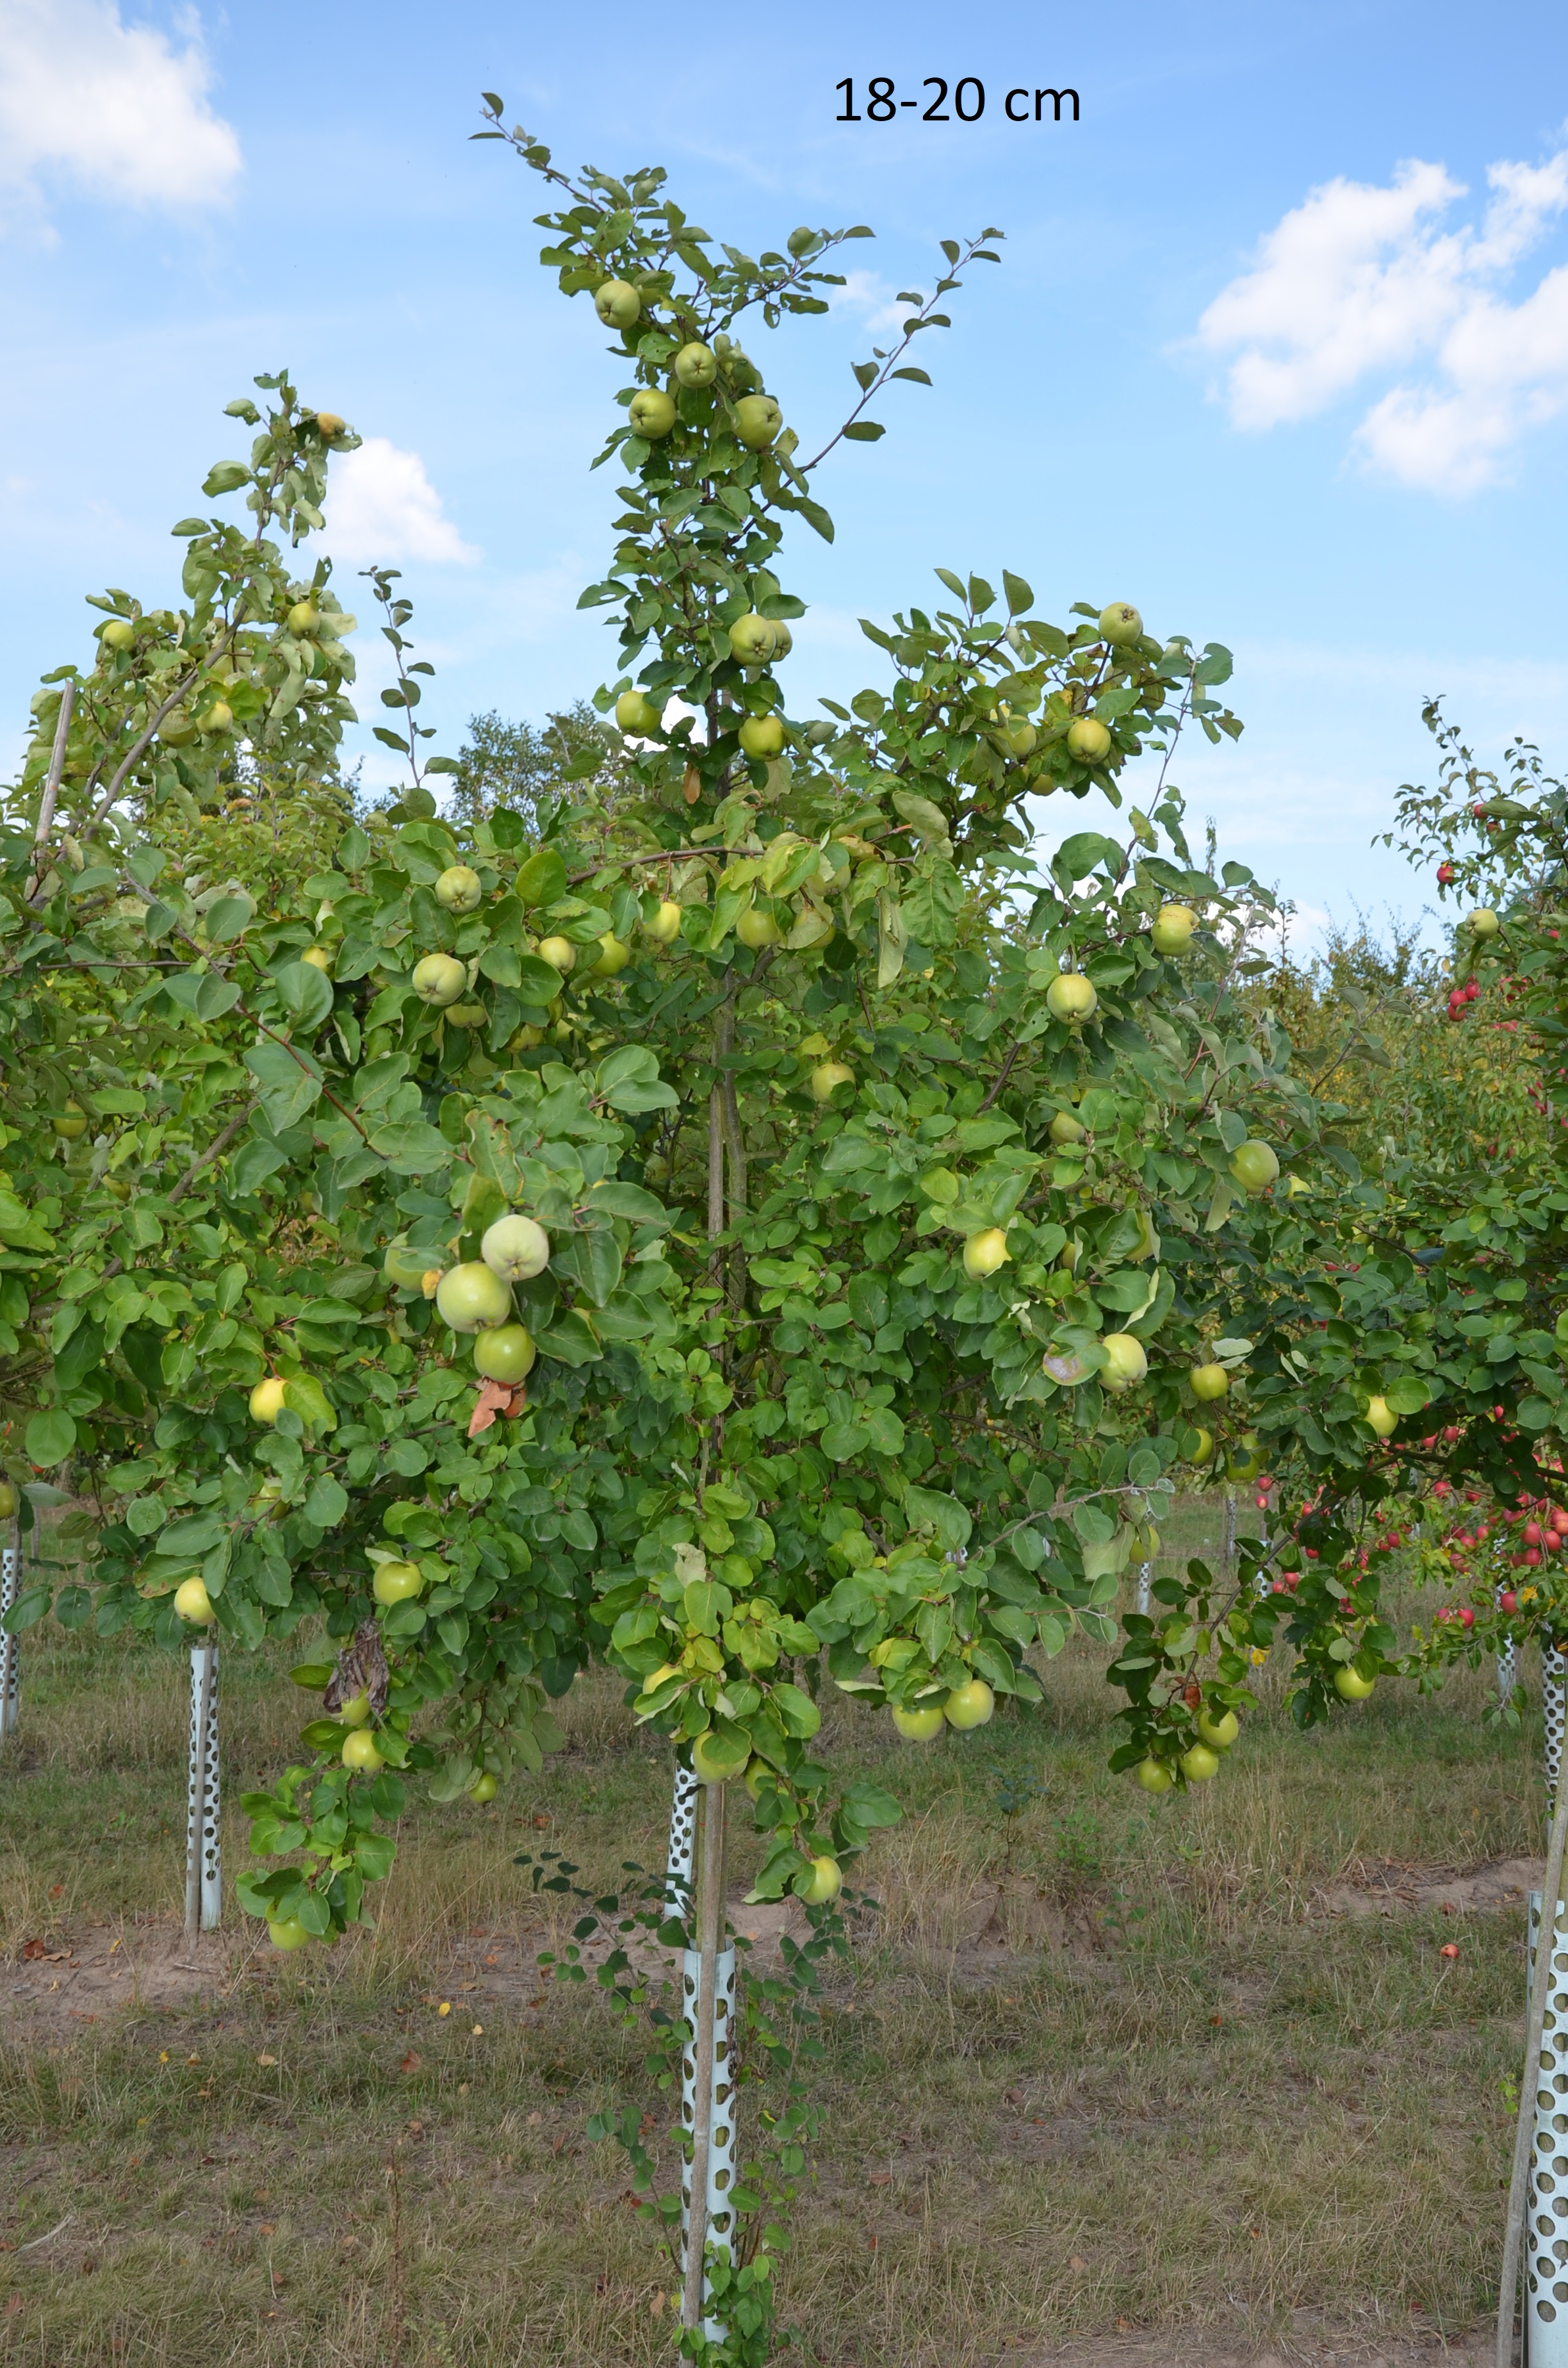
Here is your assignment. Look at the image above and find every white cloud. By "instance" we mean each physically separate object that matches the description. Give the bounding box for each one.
[1195,143,1568,491]
[322,438,479,568]
[0,0,240,212]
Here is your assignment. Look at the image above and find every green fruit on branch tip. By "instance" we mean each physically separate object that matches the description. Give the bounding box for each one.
[444,1001,487,1028]
[1230,1140,1279,1194]
[250,1376,288,1425]
[797,1854,842,1905]
[644,899,683,942]
[372,1559,424,1607]
[101,618,136,651]
[674,341,717,388]
[286,601,319,635]
[1469,909,1499,936]
[1049,1110,1085,1145]
[434,865,483,914]
[383,1238,430,1288]
[963,1227,1009,1281]
[1004,722,1037,757]
[174,1577,215,1625]
[628,389,676,438]
[481,1213,550,1283]
[1180,1743,1220,1782]
[267,1916,311,1952]
[159,712,199,747]
[594,278,641,328]
[892,1701,946,1743]
[733,393,782,448]
[1045,973,1097,1023]
[1190,1362,1229,1402]
[412,953,467,1007]
[468,1772,499,1804]
[473,1322,535,1385]
[691,1729,745,1784]
[301,946,332,974]
[1226,1439,1264,1484]
[1100,1333,1148,1392]
[1098,602,1143,646]
[1196,1707,1239,1750]
[615,689,662,735]
[736,903,781,948]
[1333,1666,1376,1702]
[743,1756,774,1801]
[1066,716,1113,765]
[53,1106,87,1139]
[0,1481,15,1520]
[204,700,234,734]
[1364,1395,1398,1438]
[436,1262,512,1334]
[342,1729,384,1773]
[810,1060,854,1102]
[1135,1758,1173,1794]
[592,933,632,975]
[537,936,576,973]
[1186,1426,1214,1465]
[739,714,786,760]
[944,1679,994,1731]
[728,613,778,664]
[314,411,346,436]
[1150,904,1197,954]
[337,1691,372,1730]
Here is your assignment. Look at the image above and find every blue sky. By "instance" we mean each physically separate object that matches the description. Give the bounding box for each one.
[6,0,1568,951]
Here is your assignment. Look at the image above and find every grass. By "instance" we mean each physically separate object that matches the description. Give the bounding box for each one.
[0,1493,1542,2365]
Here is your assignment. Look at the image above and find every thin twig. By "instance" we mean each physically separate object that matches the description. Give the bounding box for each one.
[25,682,76,903]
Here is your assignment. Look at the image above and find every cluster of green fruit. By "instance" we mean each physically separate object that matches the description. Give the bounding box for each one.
[1136,1700,1240,1791]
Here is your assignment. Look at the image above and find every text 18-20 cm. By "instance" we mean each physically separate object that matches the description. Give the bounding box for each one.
[835,79,1079,122]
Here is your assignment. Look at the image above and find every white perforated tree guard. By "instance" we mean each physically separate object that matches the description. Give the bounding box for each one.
[0,1527,19,1744]
[184,1641,220,1939]
[681,1940,737,2342]
[1136,1561,1151,1616]
[665,1756,699,1918]
[1529,1643,1568,2354]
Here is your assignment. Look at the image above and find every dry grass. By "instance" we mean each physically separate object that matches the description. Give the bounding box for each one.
[0,1496,1544,2364]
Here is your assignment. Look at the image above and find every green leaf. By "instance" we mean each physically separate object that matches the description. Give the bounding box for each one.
[843,421,885,441]
[1002,571,1033,616]
[204,894,254,944]
[25,1410,76,1466]
[274,960,334,1032]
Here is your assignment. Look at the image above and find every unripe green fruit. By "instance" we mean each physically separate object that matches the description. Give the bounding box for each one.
[301,945,333,974]
[1364,1395,1397,1438]
[435,1262,512,1333]
[1100,1333,1148,1392]
[963,1228,1009,1281]
[592,933,632,975]
[412,953,467,1007]
[728,613,778,664]
[287,601,320,635]
[205,700,234,734]
[384,1232,432,1289]
[771,621,794,657]
[614,689,662,736]
[1045,973,1098,1023]
[736,903,780,948]
[1186,1426,1214,1465]
[314,411,346,437]
[738,714,786,760]
[1049,1110,1086,1145]
[159,712,199,748]
[174,1577,215,1625]
[1150,903,1197,953]
[810,1060,854,1103]
[435,866,483,914]
[342,1729,384,1773]
[674,341,717,388]
[0,1482,15,1520]
[797,1854,842,1905]
[469,1771,499,1804]
[53,1106,87,1139]
[892,1701,947,1743]
[372,1559,423,1607]
[1469,908,1499,936]
[1334,1666,1376,1702]
[473,1322,535,1385]
[268,1916,311,1951]
[101,618,136,651]
[943,1679,995,1731]
[537,936,575,974]
[733,394,782,448]
[691,1729,744,1784]
[482,1214,551,1282]
[1135,1758,1173,1794]
[337,1691,372,1730]
[595,278,641,328]
[250,1376,288,1425]
[628,389,676,438]
[644,899,683,942]
[1196,1707,1239,1751]
[1230,1140,1279,1194]
[1180,1743,1220,1782]
[1066,716,1113,765]
[1098,602,1143,646]
[1190,1363,1229,1402]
